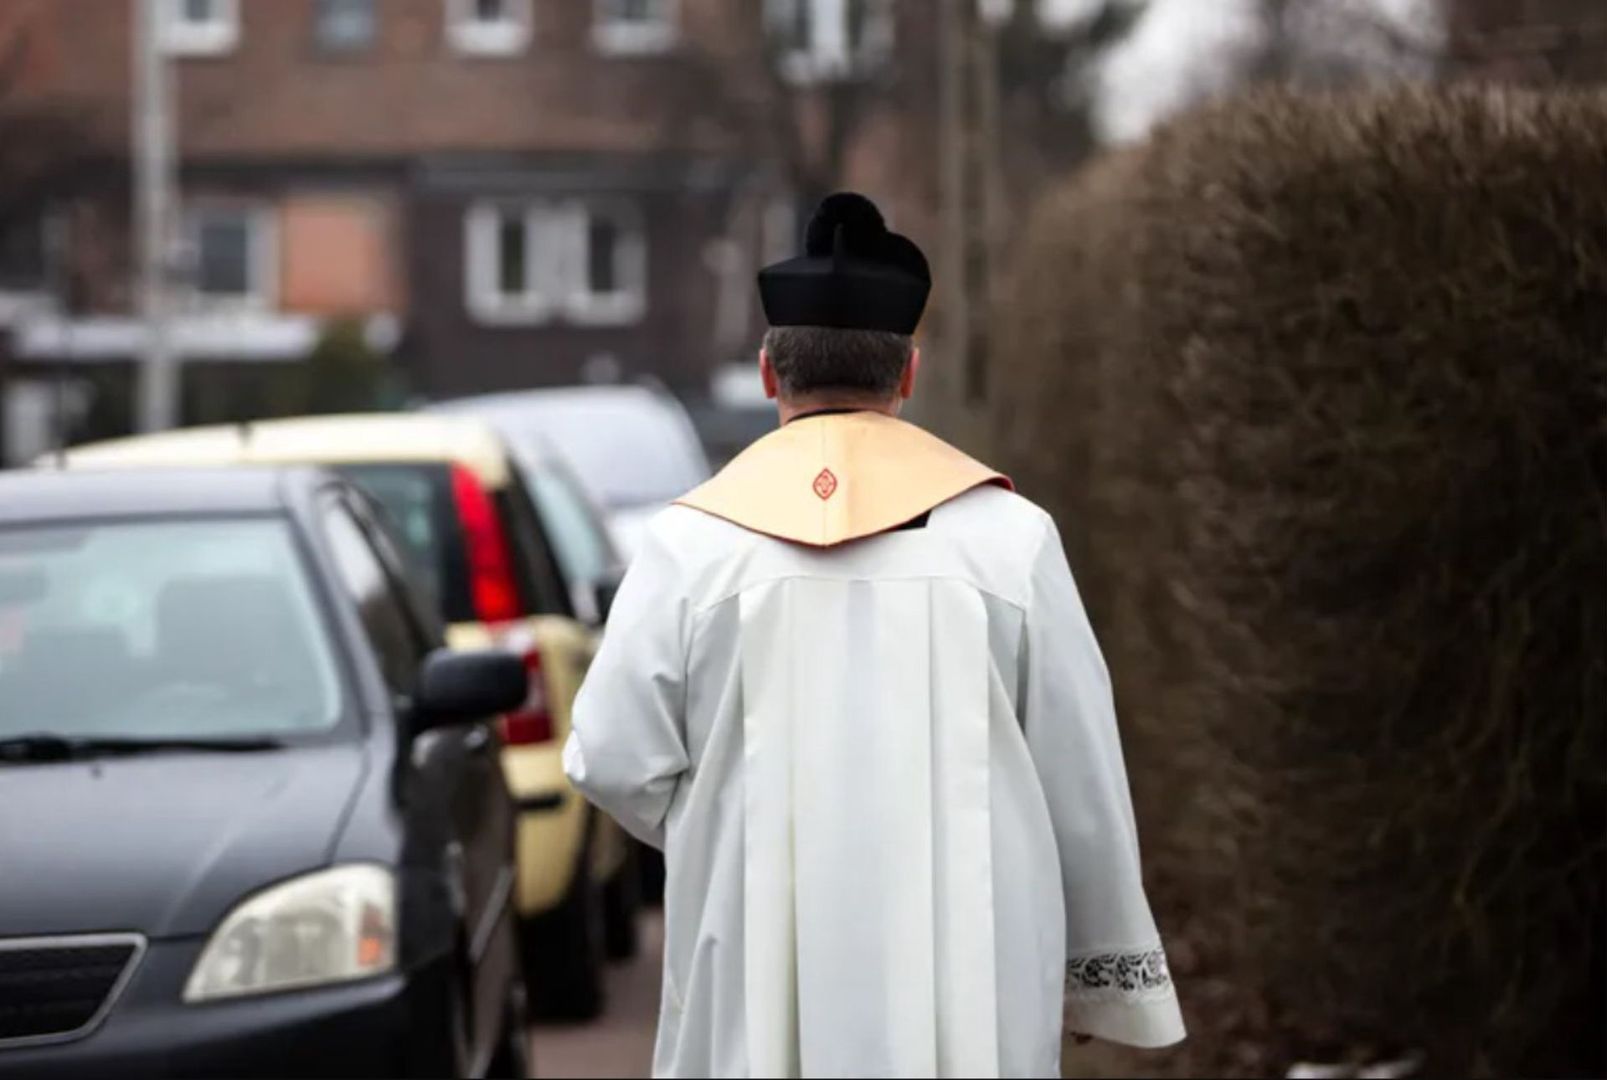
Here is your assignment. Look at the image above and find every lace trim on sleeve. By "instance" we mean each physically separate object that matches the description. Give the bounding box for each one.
[1066,946,1174,1001]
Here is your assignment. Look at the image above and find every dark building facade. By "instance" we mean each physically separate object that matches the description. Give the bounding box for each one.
[0,0,942,451]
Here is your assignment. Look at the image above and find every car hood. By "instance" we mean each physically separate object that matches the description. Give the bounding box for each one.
[0,744,367,939]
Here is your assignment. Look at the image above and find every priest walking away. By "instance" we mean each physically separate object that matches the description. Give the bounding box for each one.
[564,193,1185,1078]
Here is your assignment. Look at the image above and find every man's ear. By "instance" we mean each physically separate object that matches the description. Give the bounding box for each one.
[759,349,780,400]
[900,347,921,400]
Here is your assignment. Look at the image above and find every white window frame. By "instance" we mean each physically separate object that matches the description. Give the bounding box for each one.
[592,0,679,56]
[766,0,895,83]
[161,0,241,57]
[464,200,647,328]
[184,204,277,313]
[445,0,533,56]
[465,203,556,325]
[560,200,648,326]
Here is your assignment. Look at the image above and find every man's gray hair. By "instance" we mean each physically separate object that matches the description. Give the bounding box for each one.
[762,326,914,398]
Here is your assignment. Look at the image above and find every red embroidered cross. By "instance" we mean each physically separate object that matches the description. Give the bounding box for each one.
[812,468,838,500]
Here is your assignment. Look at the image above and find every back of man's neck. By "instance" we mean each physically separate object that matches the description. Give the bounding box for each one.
[777,396,900,425]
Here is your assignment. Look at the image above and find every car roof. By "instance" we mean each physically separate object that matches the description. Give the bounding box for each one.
[431,384,673,415]
[429,385,706,440]
[429,385,710,503]
[56,413,511,487]
[0,465,329,525]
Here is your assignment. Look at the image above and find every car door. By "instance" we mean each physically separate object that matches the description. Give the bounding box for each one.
[319,491,514,1050]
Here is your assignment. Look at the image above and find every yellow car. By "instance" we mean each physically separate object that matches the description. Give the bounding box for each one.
[56,414,629,1018]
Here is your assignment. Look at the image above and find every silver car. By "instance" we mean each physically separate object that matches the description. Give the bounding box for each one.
[429,384,711,564]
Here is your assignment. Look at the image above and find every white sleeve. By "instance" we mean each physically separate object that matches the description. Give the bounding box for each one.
[562,526,690,851]
[1021,513,1186,1049]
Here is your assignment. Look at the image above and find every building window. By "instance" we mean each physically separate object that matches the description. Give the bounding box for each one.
[564,201,648,324]
[766,0,894,82]
[497,214,530,296]
[0,212,55,328]
[466,205,553,323]
[316,0,376,51]
[162,0,240,56]
[446,0,533,55]
[0,216,48,296]
[186,206,275,310]
[279,194,397,315]
[593,0,678,55]
[465,201,646,327]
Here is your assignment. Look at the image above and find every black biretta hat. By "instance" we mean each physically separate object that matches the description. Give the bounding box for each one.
[758,192,931,335]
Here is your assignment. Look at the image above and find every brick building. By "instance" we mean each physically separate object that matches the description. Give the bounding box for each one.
[0,0,945,456]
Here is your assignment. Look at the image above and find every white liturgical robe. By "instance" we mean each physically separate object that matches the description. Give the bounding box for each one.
[564,412,1185,1079]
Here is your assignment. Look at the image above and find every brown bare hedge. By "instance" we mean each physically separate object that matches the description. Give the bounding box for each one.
[996,86,1607,1078]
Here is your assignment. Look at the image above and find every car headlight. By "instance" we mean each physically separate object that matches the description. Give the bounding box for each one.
[184,864,396,1003]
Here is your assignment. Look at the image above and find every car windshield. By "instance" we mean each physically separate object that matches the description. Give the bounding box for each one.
[498,401,709,510]
[525,465,614,585]
[0,517,343,741]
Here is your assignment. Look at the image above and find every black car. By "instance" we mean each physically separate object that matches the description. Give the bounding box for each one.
[0,467,530,1079]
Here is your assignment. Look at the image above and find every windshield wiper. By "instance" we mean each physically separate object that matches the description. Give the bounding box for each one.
[0,733,284,764]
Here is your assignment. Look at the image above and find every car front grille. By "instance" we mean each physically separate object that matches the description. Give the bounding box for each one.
[0,934,144,1047]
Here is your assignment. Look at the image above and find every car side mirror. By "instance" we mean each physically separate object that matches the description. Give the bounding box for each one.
[411,649,527,734]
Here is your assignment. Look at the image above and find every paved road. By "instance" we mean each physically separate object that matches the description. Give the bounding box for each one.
[528,913,664,1079]
[522,911,1109,1078]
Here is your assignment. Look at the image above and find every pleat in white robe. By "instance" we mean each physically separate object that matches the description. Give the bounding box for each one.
[565,463,1184,1078]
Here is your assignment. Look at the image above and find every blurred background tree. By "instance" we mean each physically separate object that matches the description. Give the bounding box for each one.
[178,319,403,430]
[299,317,404,415]
[0,29,92,237]
[0,12,100,461]
[1447,0,1607,81]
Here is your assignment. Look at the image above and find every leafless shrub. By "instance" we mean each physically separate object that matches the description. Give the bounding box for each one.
[1003,85,1607,1078]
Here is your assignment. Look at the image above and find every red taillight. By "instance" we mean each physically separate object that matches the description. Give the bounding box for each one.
[450,464,520,624]
[501,647,555,745]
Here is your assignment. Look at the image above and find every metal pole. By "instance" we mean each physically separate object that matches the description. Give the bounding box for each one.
[133,0,179,432]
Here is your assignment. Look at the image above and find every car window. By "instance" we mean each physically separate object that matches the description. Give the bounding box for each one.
[345,490,447,650]
[0,517,343,739]
[321,498,428,698]
[525,463,615,586]
[334,463,475,626]
[497,464,575,618]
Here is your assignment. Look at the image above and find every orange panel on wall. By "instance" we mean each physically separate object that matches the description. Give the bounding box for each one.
[279,195,402,317]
